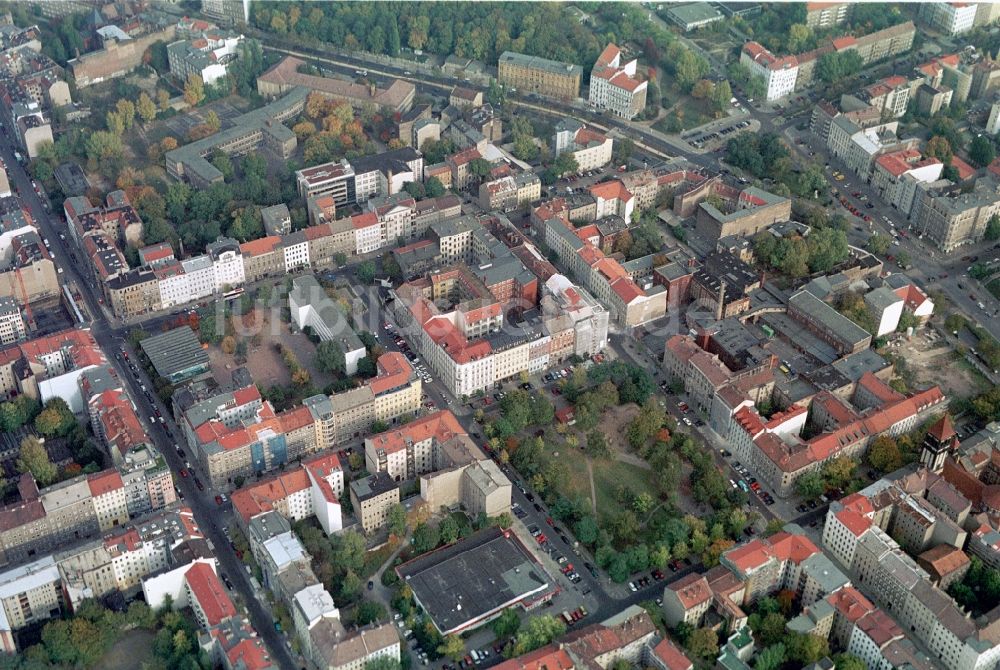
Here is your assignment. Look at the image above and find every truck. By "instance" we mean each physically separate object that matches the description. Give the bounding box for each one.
[562,611,575,625]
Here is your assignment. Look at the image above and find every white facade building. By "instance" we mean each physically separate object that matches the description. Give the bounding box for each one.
[741,42,798,101]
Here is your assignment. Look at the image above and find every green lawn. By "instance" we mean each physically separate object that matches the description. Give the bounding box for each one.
[988,278,1000,301]
[539,432,659,527]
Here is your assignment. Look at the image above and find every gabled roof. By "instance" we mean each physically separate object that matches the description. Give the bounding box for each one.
[185,562,236,626]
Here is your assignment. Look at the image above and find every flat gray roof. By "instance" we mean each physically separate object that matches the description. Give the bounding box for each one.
[788,290,872,350]
[140,326,209,381]
[396,527,551,635]
[499,51,582,78]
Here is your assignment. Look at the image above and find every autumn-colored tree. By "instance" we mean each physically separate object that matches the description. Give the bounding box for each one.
[160,136,178,152]
[137,92,157,124]
[115,99,136,130]
[292,120,317,138]
[183,74,205,106]
[292,368,311,385]
[205,110,221,132]
[691,79,715,100]
[867,435,904,473]
[156,88,171,110]
[926,136,953,163]
[221,336,236,354]
[106,110,124,135]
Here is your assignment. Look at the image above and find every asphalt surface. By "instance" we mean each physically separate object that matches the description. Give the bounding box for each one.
[0,145,299,668]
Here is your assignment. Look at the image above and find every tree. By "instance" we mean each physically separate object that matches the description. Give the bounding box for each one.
[425,177,446,197]
[786,633,829,665]
[412,522,440,554]
[316,340,346,375]
[822,455,855,488]
[355,600,387,625]
[137,92,157,125]
[205,110,221,132]
[492,608,521,639]
[357,260,377,284]
[833,656,867,670]
[438,634,466,662]
[612,138,635,166]
[17,436,57,485]
[987,214,1000,241]
[469,158,492,179]
[867,435,903,473]
[34,398,75,437]
[439,516,460,544]
[687,627,718,659]
[552,152,579,177]
[691,79,715,100]
[183,74,205,106]
[926,136,953,163]
[866,232,892,255]
[796,470,826,499]
[574,516,599,546]
[816,50,863,83]
[509,615,565,656]
[753,644,786,670]
[711,80,733,114]
[585,430,610,458]
[787,23,812,52]
[115,99,136,130]
[387,503,407,538]
[971,135,997,167]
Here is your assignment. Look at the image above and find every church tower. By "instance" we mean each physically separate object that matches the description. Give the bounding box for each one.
[921,414,959,473]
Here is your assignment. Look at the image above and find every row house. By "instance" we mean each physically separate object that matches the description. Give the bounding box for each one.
[232,453,345,536]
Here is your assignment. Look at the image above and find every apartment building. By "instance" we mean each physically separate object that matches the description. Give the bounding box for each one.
[823,478,1000,670]
[0,297,25,345]
[870,148,943,215]
[588,43,647,119]
[741,42,798,101]
[70,22,177,88]
[478,173,541,212]
[552,118,614,172]
[232,452,345,536]
[806,2,850,28]
[64,190,144,248]
[0,327,105,410]
[728,377,945,496]
[167,27,242,86]
[288,275,366,375]
[919,1,978,35]
[350,473,400,535]
[0,469,129,567]
[0,555,62,652]
[910,176,1000,252]
[498,51,583,101]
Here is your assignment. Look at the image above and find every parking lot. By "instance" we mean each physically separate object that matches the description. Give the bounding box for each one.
[686,118,752,150]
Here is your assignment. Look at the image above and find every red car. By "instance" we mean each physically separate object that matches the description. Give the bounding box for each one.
[215,495,224,505]
[179,468,188,478]
[546,516,555,526]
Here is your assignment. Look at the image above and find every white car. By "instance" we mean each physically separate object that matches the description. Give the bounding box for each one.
[629,582,638,592]
[683,417,693,426]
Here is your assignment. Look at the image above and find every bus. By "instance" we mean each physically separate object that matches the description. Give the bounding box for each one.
[222,287,245,302]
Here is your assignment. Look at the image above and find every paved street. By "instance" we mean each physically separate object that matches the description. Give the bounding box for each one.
[0,144,299,668]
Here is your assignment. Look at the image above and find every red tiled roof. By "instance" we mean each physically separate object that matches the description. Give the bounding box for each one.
[493,645,573,670]
[588,180,633,203]
[950,155,976,180]
[366,410,465,456]
[351,212,379,229]
[827,586,875,623]
[226,638,272,670]
[87,470,123,497]
[832,36,857,50]
[927,414,957,442]
[650,638,693,670]
[834,508,872,537]
[595,43,621,68]
[185,562,237,626]
[239,236,281,257]
[667,573,712,609]
[367,352,413,396]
